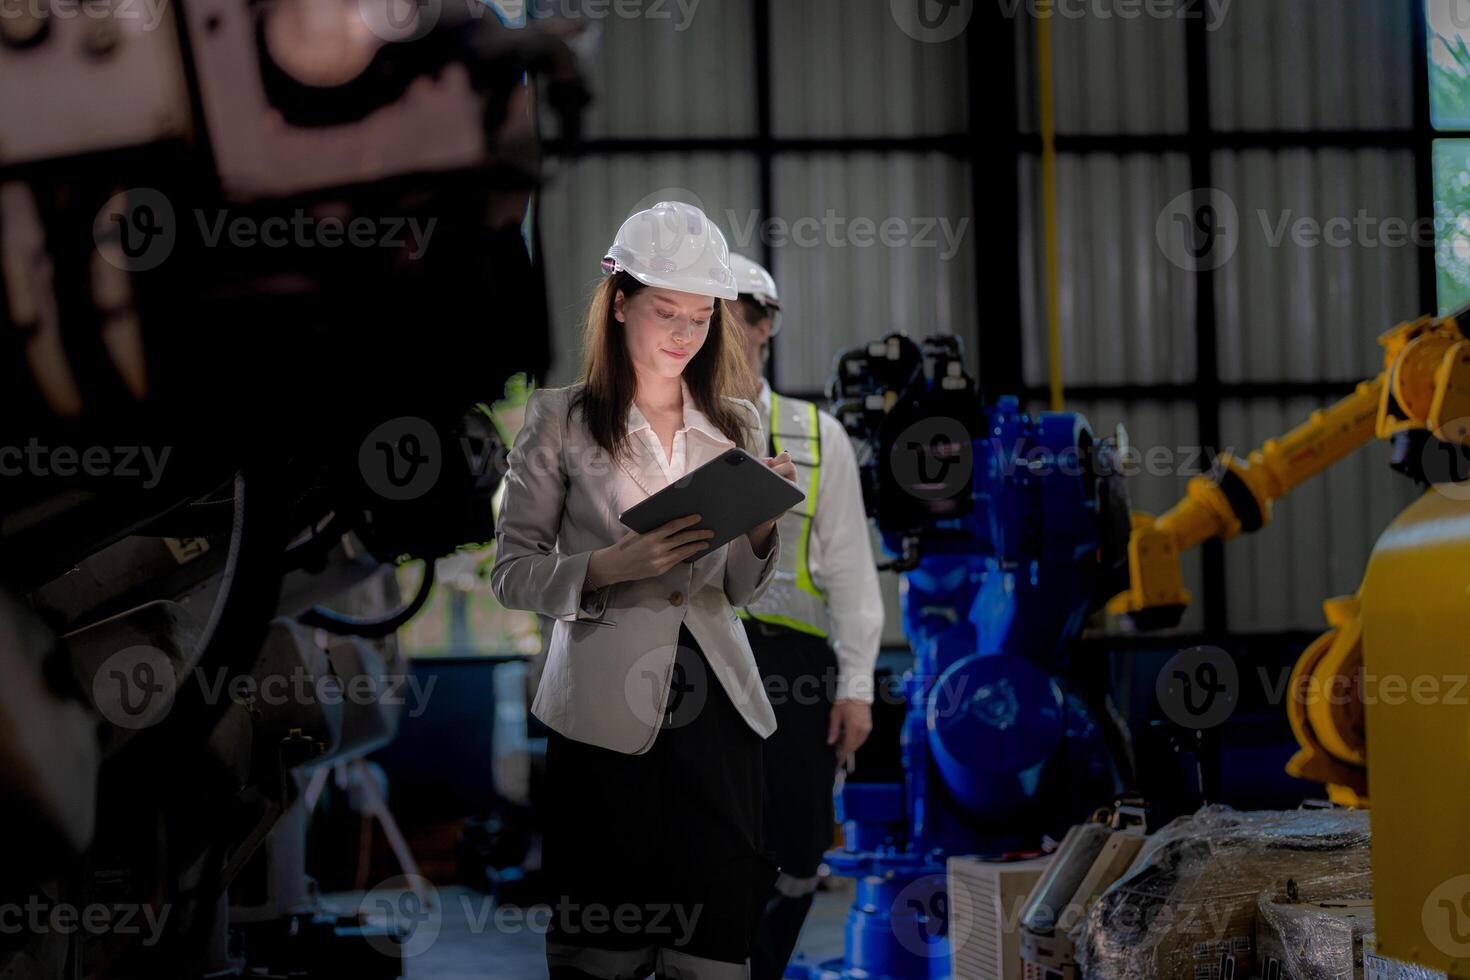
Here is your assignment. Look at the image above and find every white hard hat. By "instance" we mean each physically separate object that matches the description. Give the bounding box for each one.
[601,201,737,300]
[728,253,782,335]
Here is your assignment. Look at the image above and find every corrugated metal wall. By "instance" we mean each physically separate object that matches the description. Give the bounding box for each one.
[769,153,975,392]
[568,2,757,139]
[1207,0,1413,131]
[770,0,968,137]
[1018,152,1197,388]
[1015,0,1424,632]
[1212,149,1421,381]
[1015,2,1189,133]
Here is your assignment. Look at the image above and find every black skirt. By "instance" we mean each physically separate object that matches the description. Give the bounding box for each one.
[542,625,774,977]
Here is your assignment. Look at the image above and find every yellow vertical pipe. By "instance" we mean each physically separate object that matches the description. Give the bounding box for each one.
[1038,10,1064,411]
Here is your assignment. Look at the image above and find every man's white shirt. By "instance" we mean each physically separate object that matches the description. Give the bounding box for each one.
[758,381,884,702]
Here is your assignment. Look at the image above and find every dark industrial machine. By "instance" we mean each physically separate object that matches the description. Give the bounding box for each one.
[0,2,587,977]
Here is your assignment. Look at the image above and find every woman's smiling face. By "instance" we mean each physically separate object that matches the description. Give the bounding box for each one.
[615,287,715,381]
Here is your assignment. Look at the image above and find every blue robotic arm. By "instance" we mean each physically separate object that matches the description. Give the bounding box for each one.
[809,334,1132,980]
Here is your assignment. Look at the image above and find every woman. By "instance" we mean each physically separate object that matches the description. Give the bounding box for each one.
[491,200,797,980]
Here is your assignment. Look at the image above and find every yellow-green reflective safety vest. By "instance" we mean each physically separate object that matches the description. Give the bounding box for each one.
[739,391,830,638]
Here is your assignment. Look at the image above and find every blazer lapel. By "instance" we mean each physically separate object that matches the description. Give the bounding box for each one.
[617,392,738,499]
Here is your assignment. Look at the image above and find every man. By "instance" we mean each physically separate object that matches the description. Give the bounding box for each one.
[727,253,884,980]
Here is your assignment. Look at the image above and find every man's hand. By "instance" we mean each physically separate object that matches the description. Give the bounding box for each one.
[764,450,797,483]
[827,699,873,769]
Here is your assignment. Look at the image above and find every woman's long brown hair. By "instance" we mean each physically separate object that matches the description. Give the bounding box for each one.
[573,271,759,461]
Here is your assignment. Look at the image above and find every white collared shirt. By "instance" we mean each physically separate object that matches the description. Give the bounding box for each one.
[626,381,725,482]
[758,380,885,703]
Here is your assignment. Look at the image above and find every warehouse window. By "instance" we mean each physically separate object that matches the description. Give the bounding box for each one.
[1428,0,1470,128]
[1429,1,1470,312]
[1432,140,1470,312]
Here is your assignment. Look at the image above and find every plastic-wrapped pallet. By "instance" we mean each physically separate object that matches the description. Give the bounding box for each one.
[1255,896,1373,979]
[1074,806,1372,980]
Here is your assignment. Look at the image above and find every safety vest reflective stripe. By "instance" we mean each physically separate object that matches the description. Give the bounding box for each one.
[741,392,830,638]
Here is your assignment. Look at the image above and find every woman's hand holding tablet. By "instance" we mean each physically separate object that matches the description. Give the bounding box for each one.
[615,448,806,569]
[586,514,716,587]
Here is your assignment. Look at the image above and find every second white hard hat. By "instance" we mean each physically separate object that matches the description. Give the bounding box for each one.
[601,201,737,301]
[729,253,782,335]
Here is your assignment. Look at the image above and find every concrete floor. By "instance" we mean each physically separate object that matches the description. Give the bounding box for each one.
[352,880,852,979]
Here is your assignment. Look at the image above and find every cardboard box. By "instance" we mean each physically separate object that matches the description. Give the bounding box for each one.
[949,854,1051,980]
[1141,889,1256,980]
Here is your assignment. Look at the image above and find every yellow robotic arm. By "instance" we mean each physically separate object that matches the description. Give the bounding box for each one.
[1105,304,1470,976]
[1106,308,1470,626]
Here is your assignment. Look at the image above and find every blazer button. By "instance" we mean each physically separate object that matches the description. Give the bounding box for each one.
[669,591,684,607]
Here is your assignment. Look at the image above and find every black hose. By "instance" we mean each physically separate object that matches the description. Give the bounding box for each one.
[297,561,434,638]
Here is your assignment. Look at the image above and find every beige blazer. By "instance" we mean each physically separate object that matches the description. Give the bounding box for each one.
[491,384,781,754]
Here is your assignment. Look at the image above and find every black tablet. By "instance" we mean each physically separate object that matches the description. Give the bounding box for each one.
[618,448,805,561]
